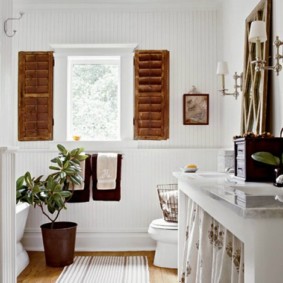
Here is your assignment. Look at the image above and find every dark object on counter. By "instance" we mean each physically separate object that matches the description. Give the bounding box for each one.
[234,137,283,182]
[233,132,273,140]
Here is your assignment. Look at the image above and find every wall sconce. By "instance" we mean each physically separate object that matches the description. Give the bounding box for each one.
[216,61,243,100]
[249,20,283,75]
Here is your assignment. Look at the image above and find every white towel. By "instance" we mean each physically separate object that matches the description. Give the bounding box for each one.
[97,153,118,190]
[70,160,85,191]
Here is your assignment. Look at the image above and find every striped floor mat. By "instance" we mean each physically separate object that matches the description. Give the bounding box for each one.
[56,256,150,283]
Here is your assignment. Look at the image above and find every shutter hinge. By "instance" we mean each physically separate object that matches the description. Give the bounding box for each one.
[53,58,55,67]
[133,118,135,125]
[52,118,54,126]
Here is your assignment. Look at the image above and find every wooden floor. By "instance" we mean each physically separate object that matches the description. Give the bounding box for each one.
[17,251,178,283]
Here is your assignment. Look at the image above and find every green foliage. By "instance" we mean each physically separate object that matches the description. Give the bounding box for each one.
[16,144,88,227]
[71,63,119,140]
[251,151,282,166]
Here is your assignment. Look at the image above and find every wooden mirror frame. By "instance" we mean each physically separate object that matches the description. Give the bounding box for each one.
[241,0,272,134]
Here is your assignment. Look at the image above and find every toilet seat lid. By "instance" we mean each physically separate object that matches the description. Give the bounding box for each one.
[151,218,178,230]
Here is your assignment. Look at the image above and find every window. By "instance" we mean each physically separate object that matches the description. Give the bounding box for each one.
[51,44,137,144]
[68,56,120,141]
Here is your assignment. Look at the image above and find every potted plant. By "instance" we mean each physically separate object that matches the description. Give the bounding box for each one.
[251,151,283,184]
[16,144,88,267]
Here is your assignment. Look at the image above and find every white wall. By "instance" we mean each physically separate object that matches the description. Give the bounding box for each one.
[17,148,218,251]
[0,2,15,147]
[3,0,282,277]
[1,0,17,282]
[12,1,223,149]
[9,0,224,251]
[4,0,283,257]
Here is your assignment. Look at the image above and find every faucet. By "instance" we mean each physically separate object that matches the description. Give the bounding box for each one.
[225,167,237,184]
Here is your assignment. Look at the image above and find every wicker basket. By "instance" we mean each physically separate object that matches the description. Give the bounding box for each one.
[157,184,178,223]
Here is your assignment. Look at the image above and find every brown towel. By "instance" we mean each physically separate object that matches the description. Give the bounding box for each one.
[92,153,122,201]
[67,154,91,203]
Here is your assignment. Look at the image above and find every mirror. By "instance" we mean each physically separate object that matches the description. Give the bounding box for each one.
[241,0,272,134]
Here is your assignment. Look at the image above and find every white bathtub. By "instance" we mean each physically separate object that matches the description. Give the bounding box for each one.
[16,202,30,276]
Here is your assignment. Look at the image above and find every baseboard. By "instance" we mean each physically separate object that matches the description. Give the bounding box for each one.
[22,231,156,251]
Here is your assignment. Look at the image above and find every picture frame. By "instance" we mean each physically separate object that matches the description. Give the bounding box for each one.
[183,94,209,125]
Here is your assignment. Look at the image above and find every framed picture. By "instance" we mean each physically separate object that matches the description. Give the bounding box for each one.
[183,94,209,125]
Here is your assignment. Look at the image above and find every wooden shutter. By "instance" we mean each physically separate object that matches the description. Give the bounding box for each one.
[18,51,54,141]
[134,50,169,140]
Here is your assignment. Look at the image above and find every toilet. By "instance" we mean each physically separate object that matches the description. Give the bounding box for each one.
[148,218,178,269]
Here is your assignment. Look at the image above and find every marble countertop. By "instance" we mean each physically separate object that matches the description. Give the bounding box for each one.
[173,171,283,218]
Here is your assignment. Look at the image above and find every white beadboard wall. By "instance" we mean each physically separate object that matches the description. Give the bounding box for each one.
[17,147,219,250]
[9,2,224,250]
[12,3,223,149]
[1,0,17,281]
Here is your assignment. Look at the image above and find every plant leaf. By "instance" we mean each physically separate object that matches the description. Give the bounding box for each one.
[69,174,81,185]
[251,151,280,166]
[16,176,25,189]
[25,172,32,186]
[49,166,60,171]
[57,144,68,155]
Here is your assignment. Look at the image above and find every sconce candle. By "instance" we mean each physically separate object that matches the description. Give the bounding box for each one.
[249,20,283,75]
[216,61,243,100]
[249,20,267,60]
[216,61,229,90]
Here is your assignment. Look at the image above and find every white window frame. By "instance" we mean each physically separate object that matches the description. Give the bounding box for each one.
[50,44,137,148]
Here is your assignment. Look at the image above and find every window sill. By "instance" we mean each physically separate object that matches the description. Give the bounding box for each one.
[50,140,139,151]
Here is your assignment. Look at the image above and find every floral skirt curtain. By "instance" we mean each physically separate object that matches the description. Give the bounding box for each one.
[180,198,244,283]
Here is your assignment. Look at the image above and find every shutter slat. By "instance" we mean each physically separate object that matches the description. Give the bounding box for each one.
[138,54,162,61]
[138,121,162,128]
[139,61,162,69]
[18,51,54,141]
[138,97,162,104]
[138,104,162,112]
[138,85,162,92]
[138,69,162,77]
[23,93,50,98]
[25,62,49,70]
[138,128,162,137]
[25,78,49,86]
[25,86,49,93]
[138,77,162,85]
[136,92,163,97]
[139,112,162,120]
[25,70,49,78]
[134,50,169,140]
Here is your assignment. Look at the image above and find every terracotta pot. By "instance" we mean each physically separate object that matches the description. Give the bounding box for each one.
[41,221,77,267]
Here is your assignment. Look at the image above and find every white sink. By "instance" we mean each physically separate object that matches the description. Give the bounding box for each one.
[196,172,226,178]
[189,172,283,207]
[207,183,283,208]
[229,184,283,207]
[209,184,236,203]
[230,185,283,196]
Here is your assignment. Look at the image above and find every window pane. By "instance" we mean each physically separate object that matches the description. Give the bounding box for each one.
[71,63,119,140]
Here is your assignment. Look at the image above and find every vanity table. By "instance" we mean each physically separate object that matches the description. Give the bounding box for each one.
[174,171,283,283]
